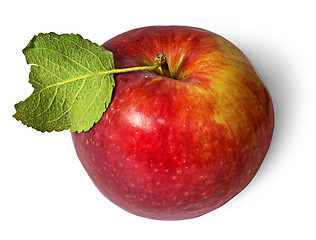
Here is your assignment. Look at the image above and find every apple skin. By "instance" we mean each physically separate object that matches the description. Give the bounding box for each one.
[71,26,274,220]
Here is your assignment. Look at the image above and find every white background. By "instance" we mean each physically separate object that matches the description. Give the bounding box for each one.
[1,0,315,239]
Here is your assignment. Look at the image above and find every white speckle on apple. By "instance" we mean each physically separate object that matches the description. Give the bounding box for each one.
[157,118,165,124]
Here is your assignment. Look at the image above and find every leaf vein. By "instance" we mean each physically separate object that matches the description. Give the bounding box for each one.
[79,76,104,123]
[47,77,86,124]
[28,47,94,74]
[31,86,59,121]
[60,36,108,71]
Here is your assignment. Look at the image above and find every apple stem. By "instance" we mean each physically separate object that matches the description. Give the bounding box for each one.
[155,52,172,78]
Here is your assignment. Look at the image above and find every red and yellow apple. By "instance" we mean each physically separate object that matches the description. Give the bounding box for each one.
[72,26,274,220]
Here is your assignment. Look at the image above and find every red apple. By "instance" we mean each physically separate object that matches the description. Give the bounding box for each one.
[71,26,274,220]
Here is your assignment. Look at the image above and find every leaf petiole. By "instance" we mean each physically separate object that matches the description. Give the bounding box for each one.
[86,54,165,79]
[105,64,160,75]
[99,52,168,76]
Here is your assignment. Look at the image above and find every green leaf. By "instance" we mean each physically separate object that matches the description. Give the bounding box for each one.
[13,33,115,133]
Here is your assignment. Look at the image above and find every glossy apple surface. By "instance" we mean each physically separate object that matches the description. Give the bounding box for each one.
[72,26,274,220]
